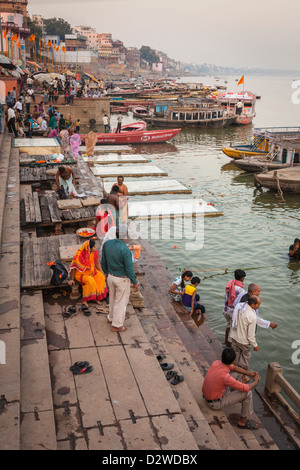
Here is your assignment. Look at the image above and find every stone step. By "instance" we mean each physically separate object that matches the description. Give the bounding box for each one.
[0,139,21,450]
[20,291,57,450]
[134,241,278,450]
[43,296,200,450]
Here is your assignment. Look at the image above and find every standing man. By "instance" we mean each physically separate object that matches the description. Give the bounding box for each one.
[230,295,260,377]
[202,347,260,430]
[7,106,18,137]
[101,224,139,332]
[116,112,122,133]
[223,269,246,347]
[103,114,110,133]
[233,283,277,330]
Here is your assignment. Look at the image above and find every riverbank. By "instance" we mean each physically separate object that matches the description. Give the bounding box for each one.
[1,130,298,450]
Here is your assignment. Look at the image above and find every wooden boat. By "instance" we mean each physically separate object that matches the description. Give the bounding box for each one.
[145,98,236,128]
[110,106,129,114]
[215,91,257,125]
[222,126,300,159]
[233,137,300,172]
[132,106,153,119]
[254,167,300,193]
[80,128,181,145]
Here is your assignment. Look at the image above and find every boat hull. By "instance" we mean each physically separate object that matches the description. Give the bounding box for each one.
[145,116,236,128]
[233,158,300,173]
[222,147,268,159]
[235,114,256,125]
[254,168,300,193]
[80,128,181,145]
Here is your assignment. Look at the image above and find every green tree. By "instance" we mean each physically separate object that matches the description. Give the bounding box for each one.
[44,18,73,40]
[139,46,160,65]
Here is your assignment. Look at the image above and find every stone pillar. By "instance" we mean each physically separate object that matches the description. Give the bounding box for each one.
[265,362,283,394]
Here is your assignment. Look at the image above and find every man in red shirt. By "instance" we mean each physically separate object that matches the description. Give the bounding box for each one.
[202,348,260,430]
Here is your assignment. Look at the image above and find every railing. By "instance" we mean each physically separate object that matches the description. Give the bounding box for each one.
[265,362,300,424]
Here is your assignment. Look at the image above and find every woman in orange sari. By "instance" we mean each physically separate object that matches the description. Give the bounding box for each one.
[68,239,108,314]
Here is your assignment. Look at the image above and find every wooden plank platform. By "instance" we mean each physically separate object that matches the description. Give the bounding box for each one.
[82,154,150,164]
[21,234,78,289]
[103,179,192,195]
[128,198,223,218]
[91,164,168,178]
[20,191,99,228]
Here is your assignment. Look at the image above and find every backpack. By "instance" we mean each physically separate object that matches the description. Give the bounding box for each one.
[50,260,68,286]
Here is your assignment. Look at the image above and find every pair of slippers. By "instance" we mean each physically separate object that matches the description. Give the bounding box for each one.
[156,354,184,385]
[81,305,91,316]
[70,361,93,375]
[63,306,77,318]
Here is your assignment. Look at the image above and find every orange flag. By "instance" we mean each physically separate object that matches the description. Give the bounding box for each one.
[11,33,18,42]
[17,39,21,49]
[237,75,244,86]
[3,28,7,40]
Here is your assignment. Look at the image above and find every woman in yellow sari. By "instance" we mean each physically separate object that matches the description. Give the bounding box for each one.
[68,239,108,314]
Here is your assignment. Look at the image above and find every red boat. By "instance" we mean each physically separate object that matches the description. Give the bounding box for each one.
[80,128,181,145]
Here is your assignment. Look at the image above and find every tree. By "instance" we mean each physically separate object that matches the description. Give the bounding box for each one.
[139,46,160,65]
[44,18,73,41]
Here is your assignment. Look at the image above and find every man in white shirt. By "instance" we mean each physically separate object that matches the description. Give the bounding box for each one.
[233,283,277,330]
[40,118,48,135]
[230,296,260,375]
[14,99,23,113]
[103,114,110,133]
[116,112,122,133]
[7,106,18,137]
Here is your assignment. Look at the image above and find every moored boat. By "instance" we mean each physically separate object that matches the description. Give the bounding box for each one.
[222,126,300,159]
[80,128,181,145]
[132,106,153,119]
[145,98,237,128]
[254,167,300,193]
[215,91,256,125]
[232,137,300,172]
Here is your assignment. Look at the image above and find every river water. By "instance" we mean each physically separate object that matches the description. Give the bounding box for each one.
[106,74,300,395]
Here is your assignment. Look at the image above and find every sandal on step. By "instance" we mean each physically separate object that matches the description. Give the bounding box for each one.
[160,363,174,371]
[81,305,91,316]
[70,361,89,372]
[63,306,76,318]
[166,370,177,380]
[72,365,93,375]
[237,420,258,430]
[156,354,166,362]
[171,374,184,385]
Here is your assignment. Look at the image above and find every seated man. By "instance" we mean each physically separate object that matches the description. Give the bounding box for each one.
[289,238,300,261]
[202,348,260,430]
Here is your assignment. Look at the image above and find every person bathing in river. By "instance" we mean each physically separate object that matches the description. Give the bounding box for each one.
[289,238,300,261]
[169,270,193,303]
[223,269,246,347]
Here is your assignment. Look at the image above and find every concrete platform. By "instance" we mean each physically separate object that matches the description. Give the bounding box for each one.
[91,164,168,178]
[103,179,192,195]
[82,154,150,164]
[12,138,61,156]
[128,198,223,218]
[79,145,134,153]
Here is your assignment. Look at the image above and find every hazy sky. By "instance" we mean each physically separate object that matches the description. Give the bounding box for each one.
[28,0,300,70]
